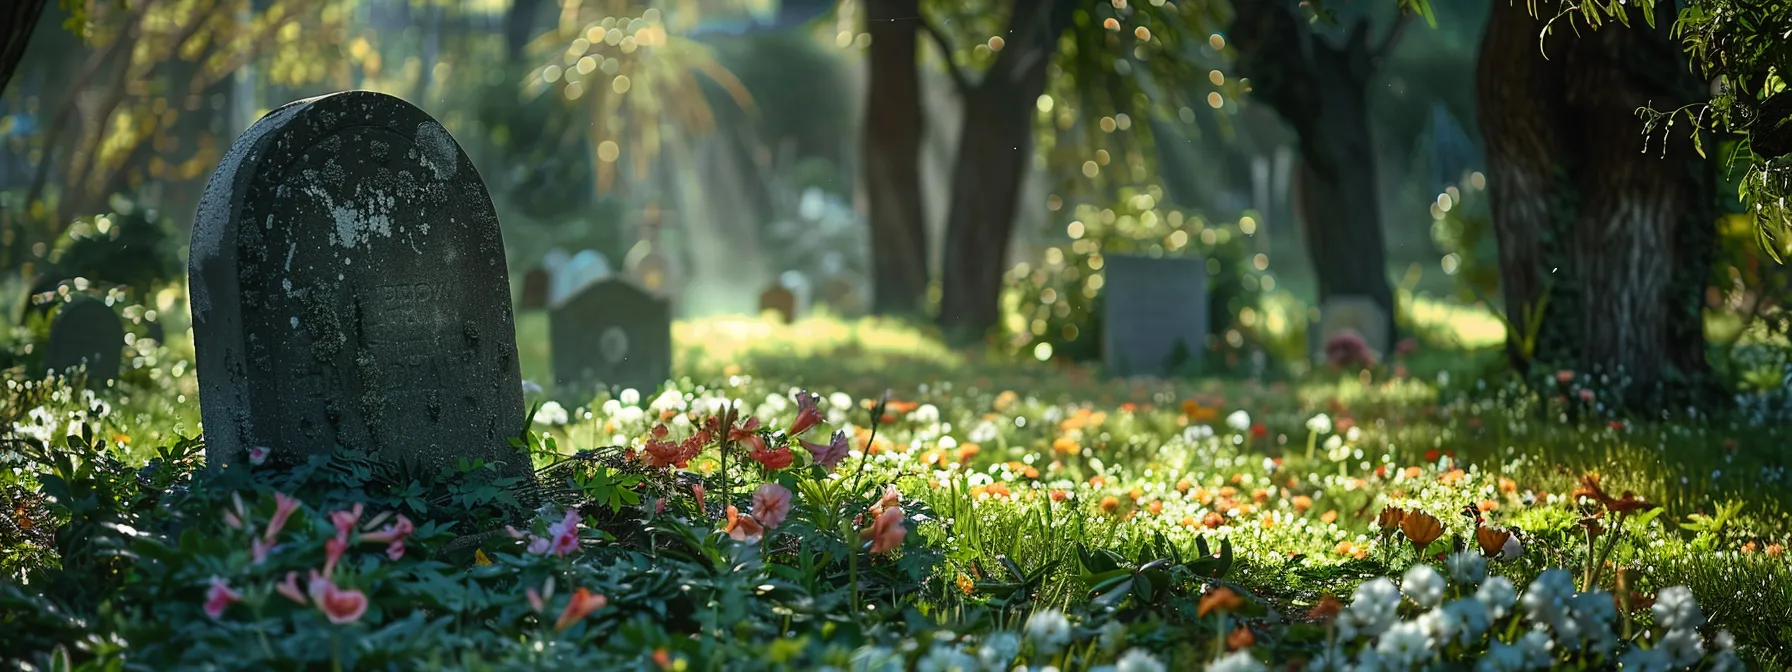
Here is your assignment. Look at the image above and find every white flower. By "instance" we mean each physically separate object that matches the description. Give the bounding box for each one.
[1651,586,1705,631]
[1402,564,1446,608]
[650,388,687,413]
[1521,569,1575,627]
[1711,650,1746,672]
[1712,630,1735,651]
[248,446,270,466]
[1115,649,1166,672]
[1205,651,1265,672]
[911,404,941,424]
[1474,641,1528,672]
[968,421,999,444]
[917,644,977,672]
[1025,609,1072,654]
[536,401,569,426]
[1339,578,1400,640]
[619,388,641,405]
[1226,410,1251,432]
[1324,435,1348,461]
[1659,628,1704,667]
[1446,551,1487,586]
[1306,413,1332,435]
[828,392,854,411]
[1345,426,1363,442]
[1374,620,1433,667]
[1616,647,1672,672]
[522,380,544,396]
[978,632,1020,672]
[1099,619,1127,653]
[1568,592,1619,655]
[1516,630,1554,668]
[1302,645,1349,672]
[851,646,905,672]
[613,405,646,427]
[1440,598,1490,645]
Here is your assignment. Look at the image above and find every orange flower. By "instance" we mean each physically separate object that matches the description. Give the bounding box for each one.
[864,505,907,554]
[1227,625,1255,651]
[1478,499,1499,512]
[1176,478,1194,494]
[555,588,607,631]
[957,574,976,595]
[1195,488,1213,505]
[1100,496,1122,513]
[1089,475,1108,488]
[1440,469,1466,485]
[1198,586,1243,617]
[722,505,764,543]
[1402,466,1423,479]
[1334,540,1367,559]
[956,443,981,463]
[1181,516,1198,528]
[1202,511,1225,529]
[1401,511,1444,555]
[1742,541,1758,554]
[1320,510,1338,524]
[1260,516,1275,530]
[1050,490,1069,502]
[1768,543,1785,557]
[1128,487,1145,501]
[1307,594,1344,621]
[653,649,673,669]
[1147,500,1164,515]
[1475,526,1513,558]
[1376,507,1407,536]
[1292,495,1313,512]
[1499,477,1518,493]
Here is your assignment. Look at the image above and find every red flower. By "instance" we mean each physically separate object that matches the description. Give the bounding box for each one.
[642,424,704,468]
[723,505,764,544]
[204,577,241,619]
[787,390,823,437]
[801,430,852,471]
[310,575,368,624]
[864,505,907,554]
[276,571,308,605]
[748,444,794,470]
[329,504,363,543]
[1250,424,1268,439]
[555,588,607,631]
[730,417,767,454]
[264,492,301,544]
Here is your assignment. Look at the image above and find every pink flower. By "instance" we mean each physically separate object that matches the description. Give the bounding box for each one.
[204,577,241,619]
[252,537,275,565]
[750,483,793,529]
[692,484,708,514]
[1323,330,1378,369]
[801,430,851,471]
[787,390,823,437]
[329,504,364,543]
[276,571,309,605]
[1579,388,1596,403]
[526,535,552,555]
[265,492,301,544]
[526,587,546,613]
[748,445,794,470]
[385,540,407,561]
[875,485,902,513]
[546,510,582,557]
[248,446,270,466]
[730,416,767,455]
[723,505,763,544]
[324,536,348,577]
[360,514,414,544]
[555,588,607,631]
[312,577,369,624]
[1556,370,1576,384]
[864,506,907,554]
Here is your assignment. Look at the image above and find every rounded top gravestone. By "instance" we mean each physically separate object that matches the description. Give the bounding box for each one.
[189,91,530,479]
[43,297,125,388]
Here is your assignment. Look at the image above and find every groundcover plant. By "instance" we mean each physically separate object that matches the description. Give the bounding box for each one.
[3,316,1788,671]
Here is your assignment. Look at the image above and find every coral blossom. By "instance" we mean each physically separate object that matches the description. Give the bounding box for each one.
[787,390,823,437]
[723,505,764,543]
[555,588,607,631]
[204,577,241,619]
[750,483,793,529]
[265,492,301,543]
[801,430,852,471]
[312,576,369,624]
[276,571,308,605]
[748,444,794,470]
[864,505,906,554]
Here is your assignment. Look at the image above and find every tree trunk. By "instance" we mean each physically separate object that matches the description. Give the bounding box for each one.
[1477,2,1718,409]
[861,0,930,316]
[934,0,1077,345]
[1231,3,1402,346]
[0,0,48,96]
[504,0,545,64]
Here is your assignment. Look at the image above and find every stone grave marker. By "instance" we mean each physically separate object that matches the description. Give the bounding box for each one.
[43,297,125,388]
[758,284,796,324]
[188,91,531,479]
[518,267,550,310]
[548,248,611,305]
[549,277,671,396]
[1313,295,1389,365]
[1100,254,1209,378]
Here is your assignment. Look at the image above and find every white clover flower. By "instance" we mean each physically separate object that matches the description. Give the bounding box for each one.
[601,399,623,416]
[1324,435,1349,461]
[650,388,687,413]
[1416,607,1455,643]
[1226,410,1251,432]
[613,405,646,427]
[1402,564,1446,608]
[1476,576,1517,619]
[1302,644,1349,672]
[619,388,641,405]
[1651,586,1705,631]
[1521,569,1575,627]
[1115,649,1166,672]
[1616,647,1672,672]
[1711,649,1746,672]
[1345,426,1363,442]
[1099,620,1127,653]
[1443,599,1491,646]
[1025,609,1072,654]
[1306,413,1332,435]
[1712,630,1735,651]
[536,401,569,426]
[1516,630,1554,668]
[1204,651,1265,672]
[912,404,941,424]
[1446,551,1487,586]
[828,392,854,411]
[1475,641,1528,672]
[1375,620,1433,667]
[917,643,977,672]
[978,632,1020,672]
[1568,592,1619,655]
[1339,578,1400,640]
[1659,628,1705,667]
[968,421,1000,444]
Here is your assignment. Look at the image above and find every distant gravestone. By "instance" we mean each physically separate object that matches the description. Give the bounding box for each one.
[1100,255,1209,378]
[817,273,867,315]
[549,248,611,305]
[188,91,531,478]
[1313,295,1390,364]
[758,284,796,324]
[519,267,550,310]
[549,277,671,396]
[43,297,125,388]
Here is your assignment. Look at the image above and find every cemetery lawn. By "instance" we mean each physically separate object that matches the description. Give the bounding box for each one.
[5,313,1791,669]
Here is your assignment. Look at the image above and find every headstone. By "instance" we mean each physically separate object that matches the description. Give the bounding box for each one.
[519,267,550,310]
[779,270,813,314]
[43,297,125,388]
[188,91,531,478]
[1100,254,1209,378]
[548,248,610,305]
[758,284,796,324]
[549,277,671,396]
[1313,295,1390,364]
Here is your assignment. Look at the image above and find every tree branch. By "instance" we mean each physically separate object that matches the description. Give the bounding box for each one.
[916,14,972,96]
[1373,10,1414,63]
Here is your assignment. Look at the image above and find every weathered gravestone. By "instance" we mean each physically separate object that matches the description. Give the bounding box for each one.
[549,277,671,396]
[518,267,550,310]
[1312,295,1390,365]
[758,284,796,324]
[1100,254,1209,378]
[43,297,125,388]
[189,91,531,479]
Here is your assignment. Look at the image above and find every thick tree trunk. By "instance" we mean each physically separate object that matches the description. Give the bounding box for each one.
[1231,3,1402,345]
[0,0,48,96]
[1477,3,1718,409]
[934,0,1077,345]
[861,0,930,316]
